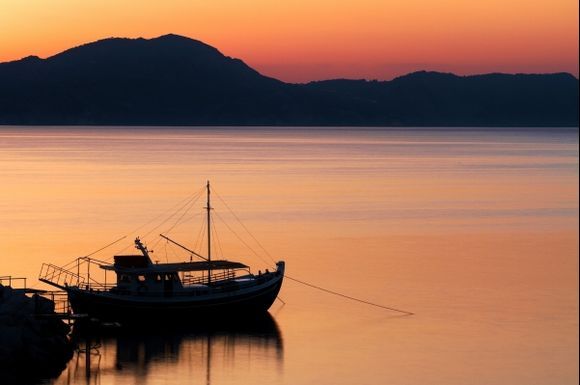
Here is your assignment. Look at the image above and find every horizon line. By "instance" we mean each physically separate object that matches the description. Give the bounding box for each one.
[2,33,578,83]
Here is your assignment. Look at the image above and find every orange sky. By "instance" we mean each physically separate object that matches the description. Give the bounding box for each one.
[0,0,577,82]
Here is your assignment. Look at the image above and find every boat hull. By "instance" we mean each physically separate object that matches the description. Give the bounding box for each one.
[67,273,284,323]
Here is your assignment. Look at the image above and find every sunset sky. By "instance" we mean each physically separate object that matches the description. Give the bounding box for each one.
[0,0,578,82]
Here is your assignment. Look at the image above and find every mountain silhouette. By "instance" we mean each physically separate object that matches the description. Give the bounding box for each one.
[0,34,577,126]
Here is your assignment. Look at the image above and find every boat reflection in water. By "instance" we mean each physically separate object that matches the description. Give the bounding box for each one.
[53,313,283,385]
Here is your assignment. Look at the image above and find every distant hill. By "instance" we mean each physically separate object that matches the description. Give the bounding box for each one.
[0,34,577,126]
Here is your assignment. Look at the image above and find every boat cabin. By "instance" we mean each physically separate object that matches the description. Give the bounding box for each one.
[101,239,249,296]
[111,254,183,294]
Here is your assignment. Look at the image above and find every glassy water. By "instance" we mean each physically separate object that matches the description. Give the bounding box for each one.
[0,127,578,385]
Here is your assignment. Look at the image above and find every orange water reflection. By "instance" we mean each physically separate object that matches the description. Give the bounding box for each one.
[54,315,283,385]
[0,127,577,385]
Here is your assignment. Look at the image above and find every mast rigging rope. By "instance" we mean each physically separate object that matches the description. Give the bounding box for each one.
[285,275,414,315]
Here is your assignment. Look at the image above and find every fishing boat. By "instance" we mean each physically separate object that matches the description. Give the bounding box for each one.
[38,182,285,322]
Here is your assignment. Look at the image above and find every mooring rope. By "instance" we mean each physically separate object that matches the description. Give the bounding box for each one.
[285,275,414,315]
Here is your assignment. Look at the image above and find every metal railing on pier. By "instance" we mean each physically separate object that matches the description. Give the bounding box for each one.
[40,290,72,315]
[0,275,27,289]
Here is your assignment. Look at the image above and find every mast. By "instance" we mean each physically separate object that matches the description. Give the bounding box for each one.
[206,180,212,284]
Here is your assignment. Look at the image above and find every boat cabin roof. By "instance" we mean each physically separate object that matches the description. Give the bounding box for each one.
[100,260,248,274]
[114,255,151,268]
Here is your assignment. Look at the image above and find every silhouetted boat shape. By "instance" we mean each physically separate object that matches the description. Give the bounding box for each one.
[39,182,285,322]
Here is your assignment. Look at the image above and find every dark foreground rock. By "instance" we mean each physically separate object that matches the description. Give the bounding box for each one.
[0,284,73,384]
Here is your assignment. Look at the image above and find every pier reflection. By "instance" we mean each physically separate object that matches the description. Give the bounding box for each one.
[54,313,284,385]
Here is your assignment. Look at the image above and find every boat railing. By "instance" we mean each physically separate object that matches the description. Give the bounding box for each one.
[39,263,86,289]
[182,270,236,285]
[81,282,117,292]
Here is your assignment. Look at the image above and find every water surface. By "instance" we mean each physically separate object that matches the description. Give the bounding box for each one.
[0,127,577,385]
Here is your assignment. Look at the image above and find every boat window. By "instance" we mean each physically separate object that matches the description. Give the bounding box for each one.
[119,274,130,283]
[137,275,146,282]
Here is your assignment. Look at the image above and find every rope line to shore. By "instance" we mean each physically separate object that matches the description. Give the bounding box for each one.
[285,275,414,315]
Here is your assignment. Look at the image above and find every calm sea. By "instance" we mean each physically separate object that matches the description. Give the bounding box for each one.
[0,127,578,385]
